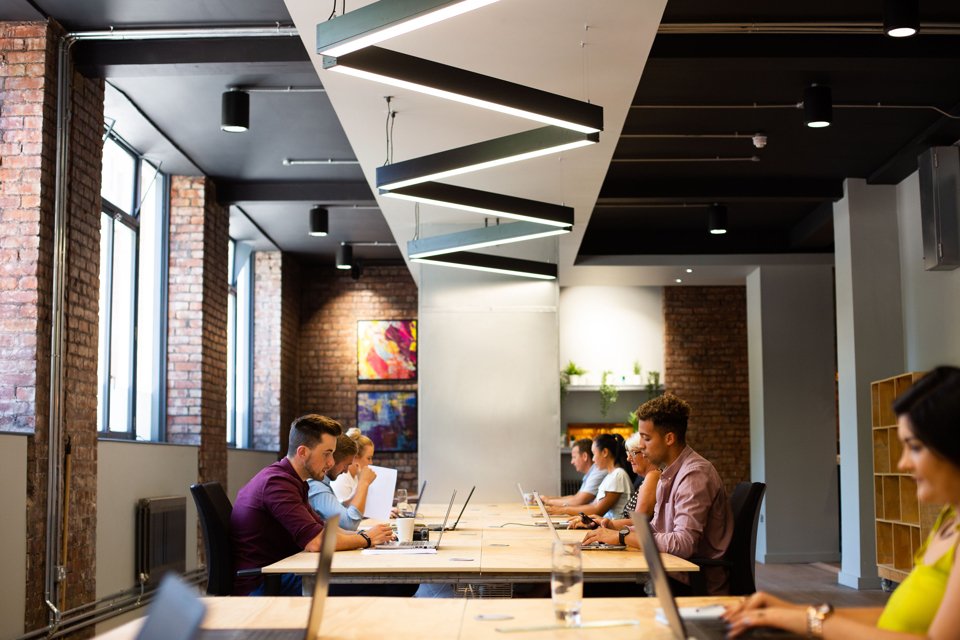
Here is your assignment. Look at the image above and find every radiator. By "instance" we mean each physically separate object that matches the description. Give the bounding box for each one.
[135,496,186,584]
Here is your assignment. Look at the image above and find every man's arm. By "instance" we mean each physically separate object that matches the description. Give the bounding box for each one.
[308,481,363,531]
[262,476,325,549]
[651,470,714,558]
[542,490,596,507]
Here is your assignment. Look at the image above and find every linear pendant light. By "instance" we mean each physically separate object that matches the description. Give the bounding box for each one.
[376,126,599,191]
[407,221,570,259]
[323,47,602,134]
[412,251,557,280]
[316,0,502,57]
[381,182,573,228]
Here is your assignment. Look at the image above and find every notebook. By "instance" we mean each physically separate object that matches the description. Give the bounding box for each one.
[629,512,801,640]
[137,515,340,640]
[377,490,457,550]
[532,492,625,550]
[427,485,475,531]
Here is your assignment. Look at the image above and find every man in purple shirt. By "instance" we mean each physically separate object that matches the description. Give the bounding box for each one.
[231,414,393,595]
[582,393,734,595]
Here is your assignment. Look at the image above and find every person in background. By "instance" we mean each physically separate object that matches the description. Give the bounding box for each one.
[546,433,635,519]
[541,438,608,507]
[308,434,377,531]
[725,366,960,639]
[581,393,733,595]
[331,428,375,503]
[231,414,394,595]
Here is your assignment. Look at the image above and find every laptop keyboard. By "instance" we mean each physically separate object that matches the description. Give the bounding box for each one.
[686,618,803,639]
[199,629,304,640]
[381,540,435,549]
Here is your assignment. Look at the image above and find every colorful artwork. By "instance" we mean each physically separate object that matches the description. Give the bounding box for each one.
[357,391,417,452]
[357,320,417,381]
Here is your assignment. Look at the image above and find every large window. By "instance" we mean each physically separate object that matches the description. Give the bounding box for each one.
[227,238,253,447]
[97,133,168,440]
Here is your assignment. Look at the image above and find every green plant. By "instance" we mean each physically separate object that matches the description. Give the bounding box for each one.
[627,409,639,429]
[646,370,661,395]
[560,360,588,396]
[632,360,642,376]
[599,370,618,417]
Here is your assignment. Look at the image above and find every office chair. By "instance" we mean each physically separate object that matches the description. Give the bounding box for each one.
[689,481,767,596]
[190,481,277,595]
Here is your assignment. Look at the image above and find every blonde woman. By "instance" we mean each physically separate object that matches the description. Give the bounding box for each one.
[332,427,375,503]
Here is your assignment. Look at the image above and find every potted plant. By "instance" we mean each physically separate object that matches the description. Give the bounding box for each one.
[630,360,643,386]
[599,370,618,417]
[646,370,661,396]
[627,409,639,430]
[560,360,587,395]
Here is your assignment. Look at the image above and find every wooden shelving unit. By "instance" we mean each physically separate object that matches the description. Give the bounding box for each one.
[872,371,939,583]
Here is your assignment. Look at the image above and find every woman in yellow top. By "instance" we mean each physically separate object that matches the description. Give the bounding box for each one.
[726,365,960,639]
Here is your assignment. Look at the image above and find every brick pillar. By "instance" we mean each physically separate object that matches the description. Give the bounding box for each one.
[663,286,750,494]
[166,176,228,485]
[279,253,301,457]
[1,20,103,630]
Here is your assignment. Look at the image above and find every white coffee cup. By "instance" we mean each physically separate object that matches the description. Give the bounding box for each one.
[396,517,415,543]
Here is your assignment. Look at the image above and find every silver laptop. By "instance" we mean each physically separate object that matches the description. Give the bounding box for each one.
[532,492,625,550]
[378,490,457,550]
[427,485,475,531]
[138,515,339,640]
[630,513,800,640]
[517,482,570,529]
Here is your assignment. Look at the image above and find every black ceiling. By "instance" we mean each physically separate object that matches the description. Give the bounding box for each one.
[3,0,960,267]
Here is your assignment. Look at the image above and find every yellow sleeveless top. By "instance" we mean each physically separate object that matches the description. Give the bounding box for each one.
[877,506,958,633]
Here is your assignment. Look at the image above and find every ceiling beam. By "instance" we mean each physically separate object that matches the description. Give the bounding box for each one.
[215,180,375,205]
[788,202,834,249]
[649,33,960,60]
[579,230,829,256]
[868,98,960,184]
[598,177,843,202]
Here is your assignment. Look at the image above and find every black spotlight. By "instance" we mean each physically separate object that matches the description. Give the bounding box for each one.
[336,243,353,270]
[221,90,249,132]
[803,84,832,129]
[884,0,919,38]
[708,203,728,235]
[309,206,328,237]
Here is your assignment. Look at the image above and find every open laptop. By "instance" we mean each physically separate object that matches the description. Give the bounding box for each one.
[378,490,457,550]
[629,512,800,640]
[137,515,340,640]
[532,492,625,550]
[427,485,475,531]
[517,482,570,529]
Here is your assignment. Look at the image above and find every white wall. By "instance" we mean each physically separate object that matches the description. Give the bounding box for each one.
[896,170,960,369]
[418,265,561,501]
[0,434,27,639]
[228,449,277,502]
[558,286,664,385]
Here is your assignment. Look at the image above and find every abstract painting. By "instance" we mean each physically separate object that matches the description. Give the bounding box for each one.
[357,391,417,452]
[357,319,417,381]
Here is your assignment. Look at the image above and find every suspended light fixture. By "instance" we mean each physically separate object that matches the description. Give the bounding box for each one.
[376,126,598,191]
[308,206,329,237]
[381,182,573,227]
[884,0,919,38]
[803,84,832,128]
[412,251,557,280]
[708,204,728,235]
[336,243,353,269]
[221,90,249,132]
[407,221,570,259]
[323,47,602,134]
[316,0,502,57]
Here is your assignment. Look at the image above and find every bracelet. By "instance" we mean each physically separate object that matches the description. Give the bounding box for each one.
[357,531,372,548]
[806,603,833,637]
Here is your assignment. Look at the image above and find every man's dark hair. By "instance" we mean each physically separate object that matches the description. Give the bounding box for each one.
[287,414,343,457]
[572,438,594,458]
[333,433,359,463]
[635,393,691,445]
[893,366,960,468]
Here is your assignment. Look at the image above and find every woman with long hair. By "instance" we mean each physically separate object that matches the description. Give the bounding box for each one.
[547,433,636,519]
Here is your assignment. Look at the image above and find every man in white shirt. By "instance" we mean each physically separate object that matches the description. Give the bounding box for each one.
[542,438,608,507]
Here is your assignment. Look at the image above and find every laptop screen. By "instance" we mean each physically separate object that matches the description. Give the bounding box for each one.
[532,492,562,543]
[629,512,688,640]
[304,513,339,640]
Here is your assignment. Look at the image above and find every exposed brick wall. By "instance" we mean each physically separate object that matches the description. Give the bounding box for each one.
[252,251,281,452]
[1,20,103,630]
[166,175,228,485]
[663,286,750,495]
[299,264,419,492]
[278,253,300,457]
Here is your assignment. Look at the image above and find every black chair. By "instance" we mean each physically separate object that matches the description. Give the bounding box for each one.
[689,481,767,596]
[190,482,277,595]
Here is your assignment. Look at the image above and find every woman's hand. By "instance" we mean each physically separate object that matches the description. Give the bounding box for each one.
[581,527,620,546]
[722,592,807,638]
[567,514,600,529]
[722,591,800,619]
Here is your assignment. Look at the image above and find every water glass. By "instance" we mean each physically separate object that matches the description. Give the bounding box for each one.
[395,488,411,516]
[551,541,583,627]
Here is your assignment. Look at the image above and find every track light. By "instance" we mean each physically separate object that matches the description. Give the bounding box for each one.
[336,243,353,269]
[884,0,919,38]
[412,251,557,280]
[803,84,832,128]
[708,204,728,235]
[376,126,599,191]
[221,90,249,133]
[316,0,502,57]
[309,206,329,237]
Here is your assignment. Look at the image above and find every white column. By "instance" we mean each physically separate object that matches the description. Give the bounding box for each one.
[834,178,904,589]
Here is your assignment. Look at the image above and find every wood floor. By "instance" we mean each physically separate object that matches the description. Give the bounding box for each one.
[756,562,891,608]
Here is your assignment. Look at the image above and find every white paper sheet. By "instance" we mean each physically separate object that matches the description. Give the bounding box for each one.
[361,464,397,520]
[360,547,437,555]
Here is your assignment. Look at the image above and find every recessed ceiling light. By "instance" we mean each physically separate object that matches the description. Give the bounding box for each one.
[675,278,683,283]
[685,268,693,273]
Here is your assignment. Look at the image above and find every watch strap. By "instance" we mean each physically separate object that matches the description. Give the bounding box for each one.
[358,530,372,548]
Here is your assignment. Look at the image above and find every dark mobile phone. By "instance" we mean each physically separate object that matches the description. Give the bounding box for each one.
[579,512,598,529]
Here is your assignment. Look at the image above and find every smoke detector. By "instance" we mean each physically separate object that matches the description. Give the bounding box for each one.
[752,133,768,149]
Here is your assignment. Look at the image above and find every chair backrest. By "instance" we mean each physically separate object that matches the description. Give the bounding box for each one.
[725,481,766,595]
[190,482,235,596]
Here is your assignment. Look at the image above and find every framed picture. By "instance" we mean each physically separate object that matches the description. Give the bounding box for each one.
[357,319,417,381]
[357,391,417,452]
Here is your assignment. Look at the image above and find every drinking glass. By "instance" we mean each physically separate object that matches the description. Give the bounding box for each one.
[395,488,411,516]
[551,541,583,627]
